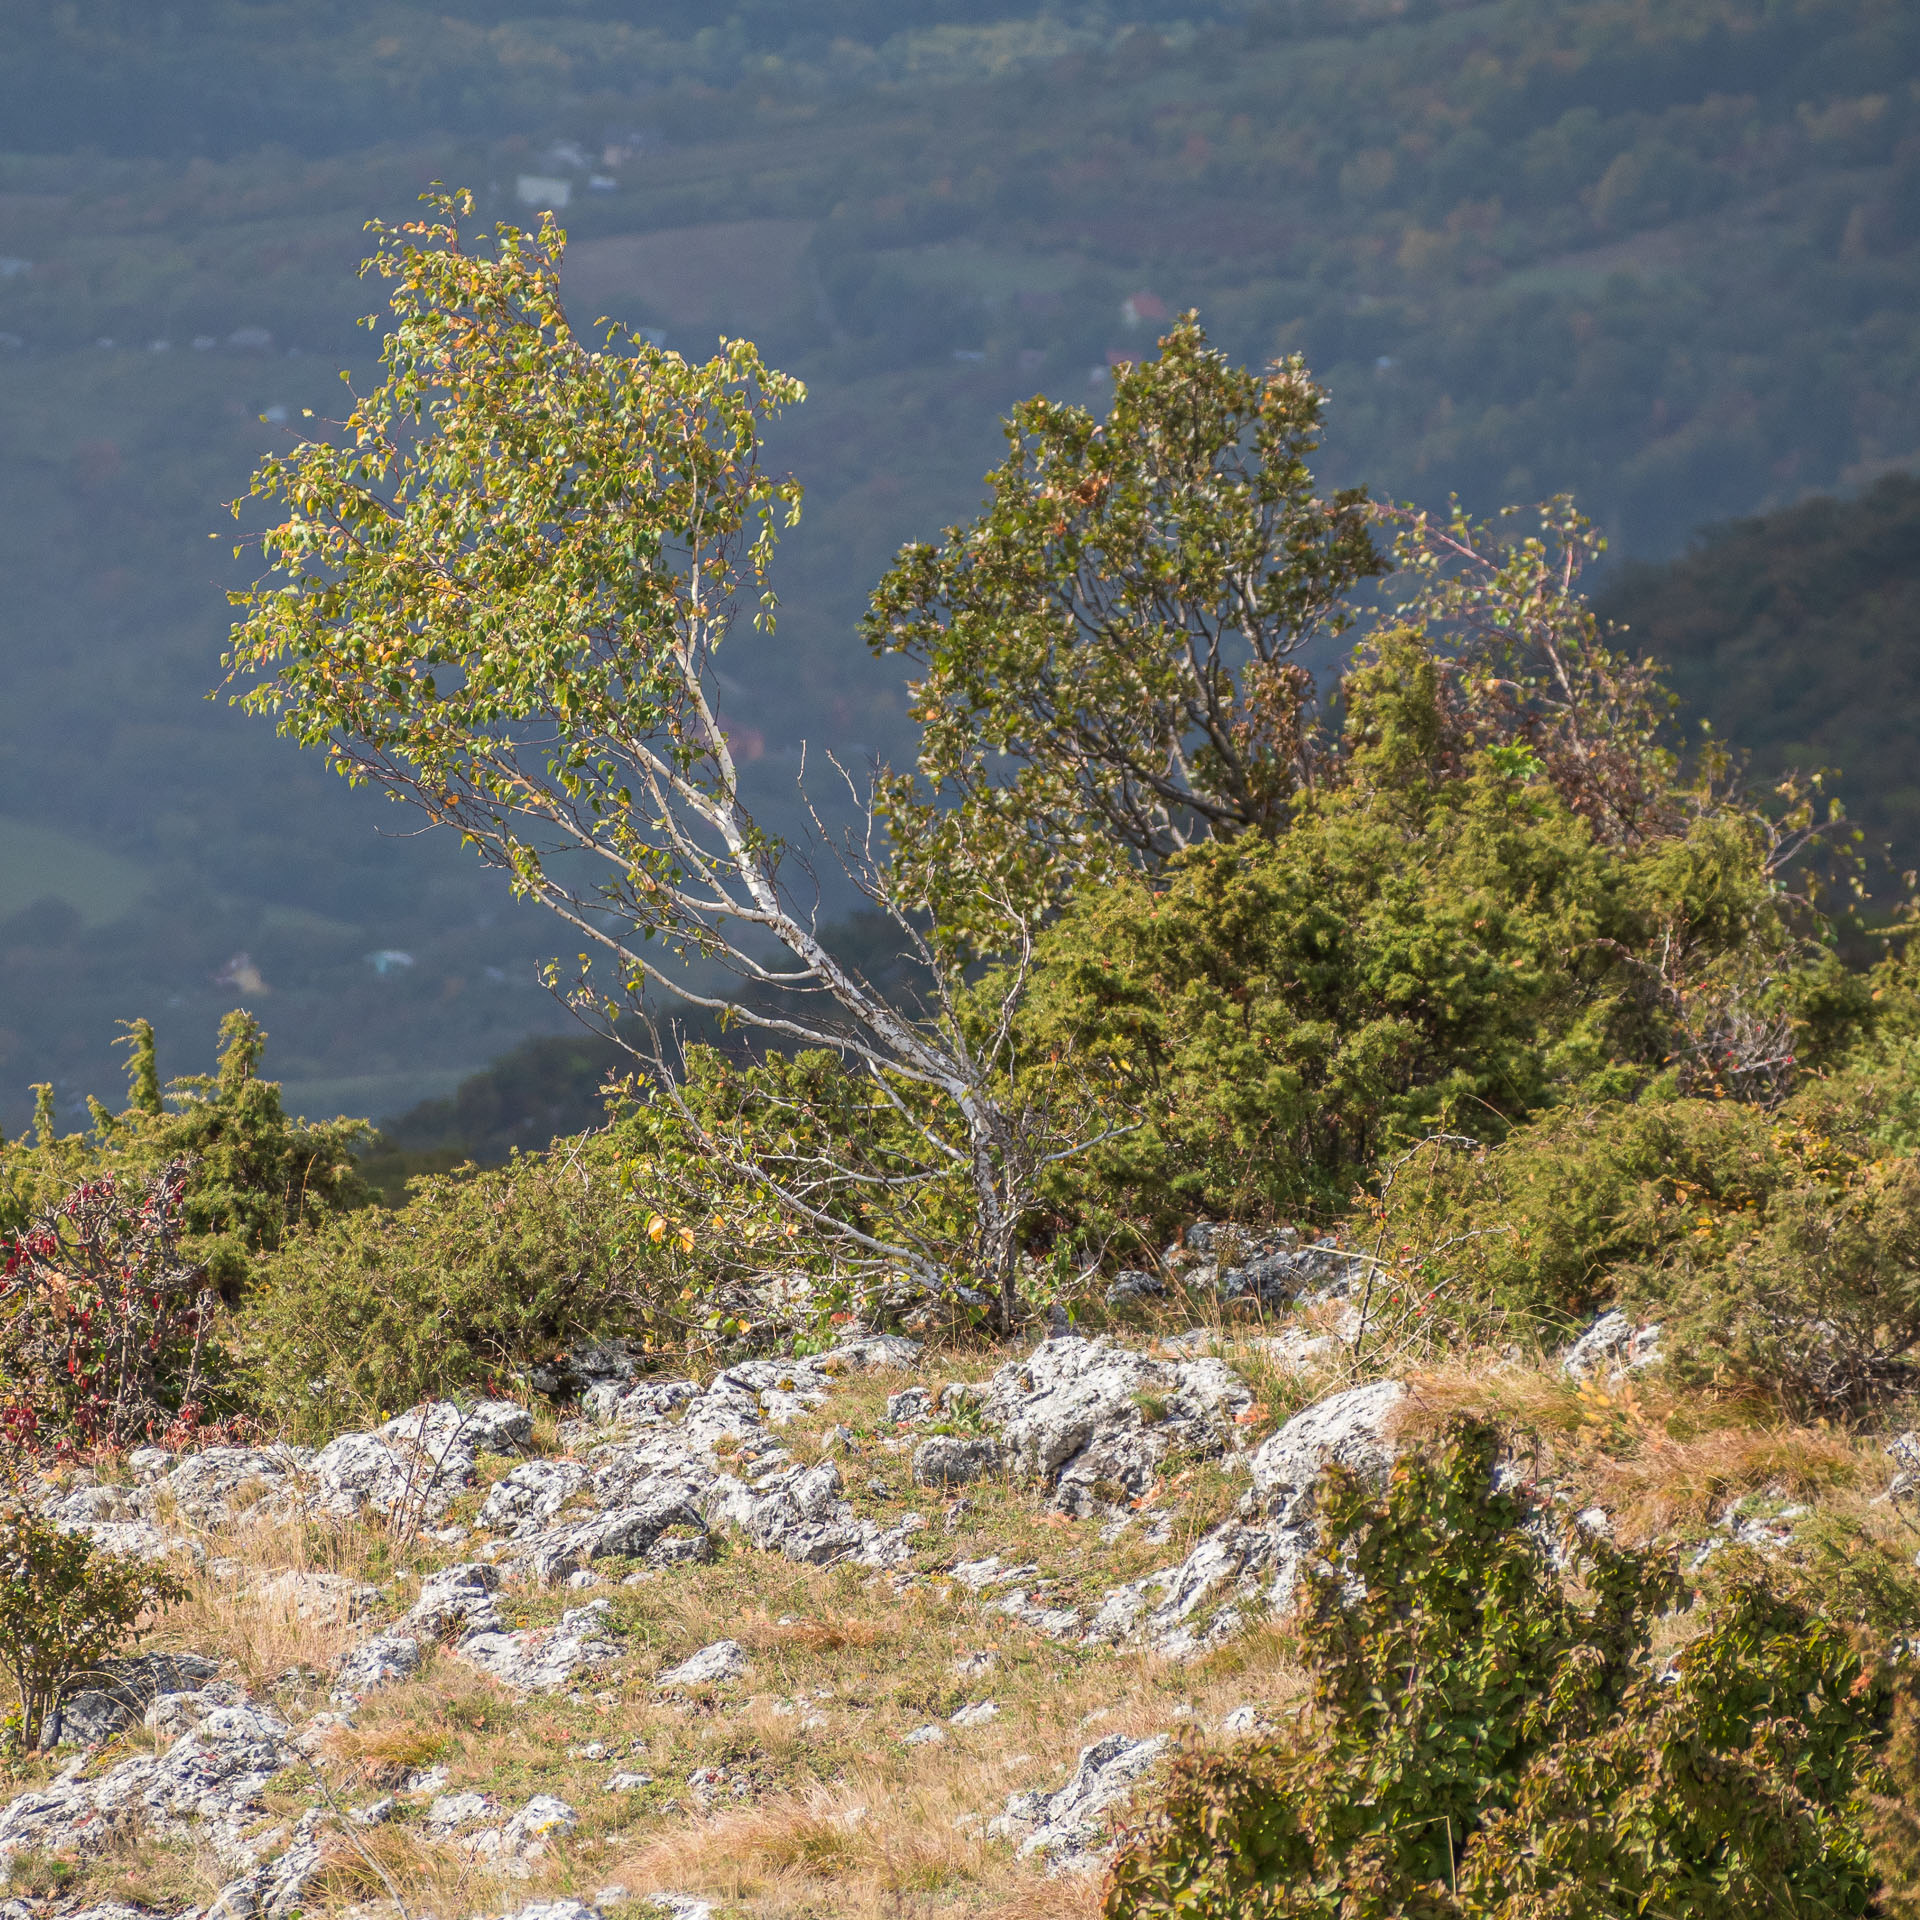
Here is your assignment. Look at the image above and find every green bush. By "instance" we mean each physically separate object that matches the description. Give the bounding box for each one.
[1643,1129,1920,1411]
[1103,1419,1889,1920]
[664,1039,1041,1320]
[242,1129,691,1436]
[241,1037,991,1436]
[0,1011,369,1301]
[1378,1097,1785,1327]
[1015,661,1827,1239]
[1380,1076,1920,1406]
[0,1501,184,1752]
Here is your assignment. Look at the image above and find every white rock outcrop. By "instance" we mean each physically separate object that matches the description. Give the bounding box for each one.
[989,1732,1170,1868]
[656,1639,748,1688]
[1560,1309,1662,1382]
[456,1599,623,1693]
[0,1703,293,1867]
[980,1336,1253,1516]
[1084,1378,1405,1653]
[311,1398,533,1522]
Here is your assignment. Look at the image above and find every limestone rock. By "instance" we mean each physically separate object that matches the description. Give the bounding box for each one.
[1,1702,294,1868]
[657,1639,748,1688]
[582,1376,700,1427]
[823,1331,923,1373]
[47,1691,138,1749]
[1183,1225,1364,1309]
[709,1459,859,1563]
[990,1733,1170,1868]
[502,1365,917,1580]
[530,1339,647,1401]
[709,1357,835,1426]
[331,1632,422,1705]
[1085,1378,1405,1654]
[478,1459,592,1538]
[50,1517,187,1564]
[912,1435,1000,1490]
[144,1686,244,1745]
[154,1447,307,1527]
[521,1493,714,1582]
[206,1835,324,1919]
[502,1793,578,1855]
[310,1399,531,1523]
[1223,1240,1362,1308]
[980,1336,1252,1515]
[44,1651,220,1749]
[40,1481,142,1527]
[1560,1310,1662,1382]
[1253,1326,1340,1371]
[404,1561,505,1639]
[456,1601,621,1693]
[1247,1378,1405,1526]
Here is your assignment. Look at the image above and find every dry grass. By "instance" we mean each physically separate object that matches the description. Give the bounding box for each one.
[616,1778,1010,1917]
[150,1510,392,1693]
[322,1705,453,1789]
[1392,1352,1882,1546]
[223,1502,1307,1920]
[1588,1420,1866,1538]
[733,1609,890,1655]
[1,1808,233,1916]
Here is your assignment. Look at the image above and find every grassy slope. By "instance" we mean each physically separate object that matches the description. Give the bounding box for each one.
[15,1306,1917,1917]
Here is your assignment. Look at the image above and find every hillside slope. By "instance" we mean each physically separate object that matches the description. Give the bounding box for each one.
[1600,470,1920,865]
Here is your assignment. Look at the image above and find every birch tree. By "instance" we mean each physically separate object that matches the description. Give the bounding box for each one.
[223,191,1115,1330]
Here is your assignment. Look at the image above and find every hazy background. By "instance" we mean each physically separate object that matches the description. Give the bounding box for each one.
[3,0,1917,1135]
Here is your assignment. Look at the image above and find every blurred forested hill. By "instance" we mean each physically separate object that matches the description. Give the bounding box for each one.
[2,0,1917,1132]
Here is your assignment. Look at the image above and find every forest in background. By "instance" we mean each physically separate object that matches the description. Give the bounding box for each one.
[2,0,1917,1132]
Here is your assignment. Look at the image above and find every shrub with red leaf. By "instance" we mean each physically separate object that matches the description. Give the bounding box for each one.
[0,1158,215,1454]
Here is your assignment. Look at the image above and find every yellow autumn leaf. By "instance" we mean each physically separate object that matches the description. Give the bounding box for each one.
[647,1213,668,1244]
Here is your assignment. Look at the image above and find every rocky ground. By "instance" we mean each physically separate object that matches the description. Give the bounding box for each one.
[1,1233,1905,1920]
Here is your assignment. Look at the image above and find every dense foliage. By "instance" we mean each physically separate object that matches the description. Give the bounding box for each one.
[226,192,1134,1328]
[1375,1036,1920,1407]
[0,1012,367,1446]
[247,1132,671,1438]
[1005,621,1849,1247]
[0,1013,368,1297]
[245,1042,979,1435]
[0,1160,217,1454]
[867,318,1379,938]
[1104,1420,1891,1919]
